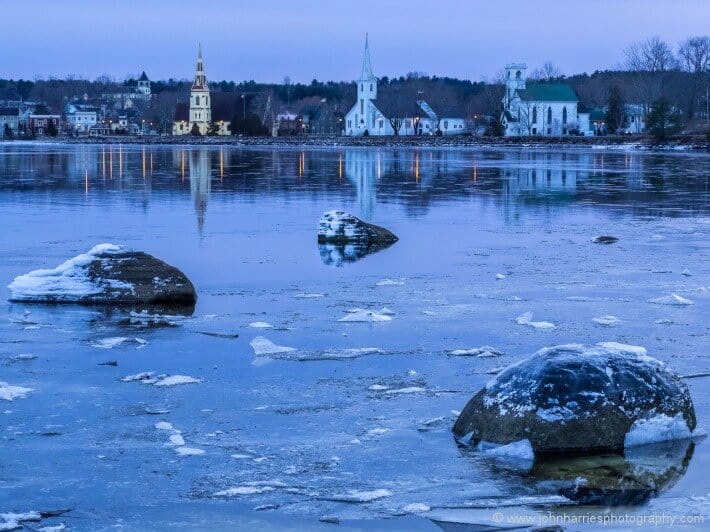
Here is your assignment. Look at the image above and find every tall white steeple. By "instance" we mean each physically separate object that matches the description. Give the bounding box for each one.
[190,43,211,134]
[355,34,377,132]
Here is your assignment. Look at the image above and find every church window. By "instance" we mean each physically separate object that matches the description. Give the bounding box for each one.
[379,119,383,128]
[360,84,363,91]
[370,83,373,91]
[348,120,351,128]
[444,120,449,129]
[532,106,537,123]
[547,107,552,124]
[562,106,568,124]
[360,99,364,114]
[372,115,375,128]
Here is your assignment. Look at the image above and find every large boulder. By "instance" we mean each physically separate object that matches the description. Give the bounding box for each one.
[317,211,398,266]
[317,211,398,246]
[7,244,196,308]
[452,343,696,454]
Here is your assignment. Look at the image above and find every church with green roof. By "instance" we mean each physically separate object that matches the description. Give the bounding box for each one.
[501,63,588,137]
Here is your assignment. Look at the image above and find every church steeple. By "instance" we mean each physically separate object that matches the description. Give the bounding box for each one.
[193,43,207,90]
[359,33,375,82]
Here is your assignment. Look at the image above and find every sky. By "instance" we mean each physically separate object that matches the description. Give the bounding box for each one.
[2,0,709,83]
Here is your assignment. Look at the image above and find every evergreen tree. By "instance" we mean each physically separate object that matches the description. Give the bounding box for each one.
[646,98,680,142]
[3,123,13,139]
[605,86,626,133]
[190,122,201,136]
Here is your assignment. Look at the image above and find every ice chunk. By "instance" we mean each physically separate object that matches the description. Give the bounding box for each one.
[323,488,392,503]
[91,336,147,349]
[153,375,201,387]
[648,293,694,306]
[155,421,174,431]
[403,503,431,513]
[338,310,392,322]
[681,268,692,277]
[0,511,41,530]
[624,413,692,447]
[495,273,506,280]
[175,446,205,456]
[384,386,427,395]
[121,372,155,383]
[215,486,276,496]
[250,336,296,355]
[169,434,186,446]
[0,382,33,401]
[248,321,273,329]
[597,342,647,357]
[376,278,404,286]
[449,346,503,357]
[482,439,534,461]
[515,312,555,330]
[294,293,325,299]
[592,315,620,326]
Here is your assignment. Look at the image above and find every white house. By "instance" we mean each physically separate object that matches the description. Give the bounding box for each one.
[65,102,98,134]
[344,36,466,136]
[501,63,580,136]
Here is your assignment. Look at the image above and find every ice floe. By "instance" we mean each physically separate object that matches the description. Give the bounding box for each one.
[337,309,392,322]
[403,503,431,513]
[383,386,427,395]
[449,346,503,357]
[481,439,535,461]
[175,446,205,456]
[495,273,506,280]
[375,278,405,286]
[0,511,41,530]
[515,311,556,330]
[248,321,274,329]
[0,382,33,401]
[322,488,392,503]
[250,336,296,355]
[121,372,201,387]
[91,336,148,349]
[215,486,276,497]
[624,413,692,448]
[647,293,694,306]
[294,293,325,299]
[592,315,621,326]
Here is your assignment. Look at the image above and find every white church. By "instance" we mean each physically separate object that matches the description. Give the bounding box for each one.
[501,63,587,137]
[344,36,466,137]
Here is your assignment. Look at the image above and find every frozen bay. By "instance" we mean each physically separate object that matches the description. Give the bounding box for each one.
[0,144,709,530]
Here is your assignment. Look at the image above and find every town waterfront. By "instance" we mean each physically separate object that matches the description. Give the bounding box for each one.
[1,144,709,530]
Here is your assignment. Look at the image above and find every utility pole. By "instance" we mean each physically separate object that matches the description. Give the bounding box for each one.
[241,94,246,134]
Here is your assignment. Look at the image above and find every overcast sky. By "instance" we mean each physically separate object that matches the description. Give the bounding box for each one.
[3,0,709,83]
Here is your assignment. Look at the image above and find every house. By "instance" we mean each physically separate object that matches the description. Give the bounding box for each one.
[501,63,580,136]
[344,36,465,136]
[65,102,99,134]
[301,102,342,135]
[29,114,61,136]
[101,71,152,108]
[0,108,20,137]
[88,123,112,136]
[625,104,646,133]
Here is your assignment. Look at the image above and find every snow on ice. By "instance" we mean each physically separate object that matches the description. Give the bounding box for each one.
[250,336,297,355]
[624,413,692,447]
[647,293,694,306]
[515,311,556,330]
[592,315,621,326]
[248,321,274,329]
[337,309,393,322]
[0,382,33,401]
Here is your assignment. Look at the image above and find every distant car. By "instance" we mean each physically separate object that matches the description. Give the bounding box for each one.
[582,130,595,137]
[616,128,633,136]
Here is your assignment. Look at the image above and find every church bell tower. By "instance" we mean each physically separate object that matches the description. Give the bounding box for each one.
[190,44,211,135]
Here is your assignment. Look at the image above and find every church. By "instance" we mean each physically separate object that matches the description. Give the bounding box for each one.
[344,36,466,137]
[500,63,581,137]
[173,46,232,136]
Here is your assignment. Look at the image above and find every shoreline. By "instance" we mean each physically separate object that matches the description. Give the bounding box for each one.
[2,134,708,151]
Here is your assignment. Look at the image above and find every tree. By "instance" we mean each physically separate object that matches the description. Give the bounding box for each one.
[46,119,58,137]
[624,36,677,112]
[3,123,13,139]
[207,121,220,136]
[646,98,680,141]
[190,122,201,136]
[677,36,710,119]
[529,61,563,81]
[605,86,626,132]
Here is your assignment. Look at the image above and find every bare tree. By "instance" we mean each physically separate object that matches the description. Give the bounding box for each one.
[624,36,678,112]
[377,86,407,135]
[529,61,563,81]
[678,36,710,119]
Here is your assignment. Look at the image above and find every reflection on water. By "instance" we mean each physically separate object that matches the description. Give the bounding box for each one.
[528,439,695,506]
[318,239,398,266]
[1,145,708,237]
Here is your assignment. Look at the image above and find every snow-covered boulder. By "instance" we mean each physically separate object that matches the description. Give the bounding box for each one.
[317,211,398,266]
[7,244,196,307]
[453,343,696,454]
[317,211,398,246]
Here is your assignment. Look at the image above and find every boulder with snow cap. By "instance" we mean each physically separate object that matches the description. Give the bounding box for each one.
[7,244,196,308]
[317,211,398,246]
[452,343,696,454]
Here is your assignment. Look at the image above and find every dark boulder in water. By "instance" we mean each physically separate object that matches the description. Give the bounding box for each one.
[452,343,696,454]
[317,211,398,266]
[591,235,619,244]
[7,244,196,308]
[317,211,398,246]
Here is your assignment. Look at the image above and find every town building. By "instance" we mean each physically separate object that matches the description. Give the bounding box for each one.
[101,72,152,109]
[0,108,20,137]
[65,101,99,134]
[344,36,466,136]
[501,64,580,136]
[29,114,61,136]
